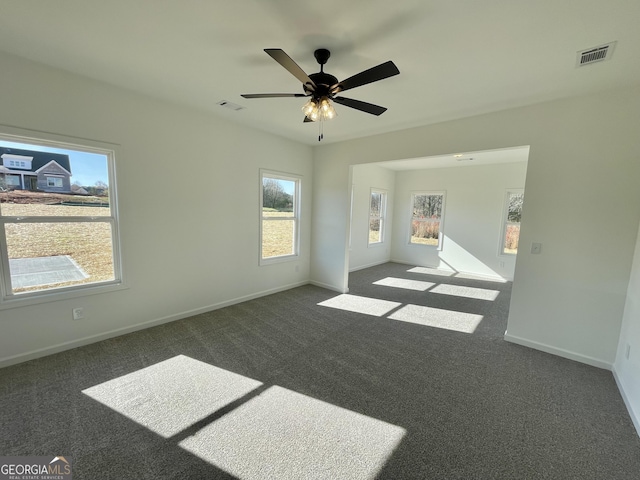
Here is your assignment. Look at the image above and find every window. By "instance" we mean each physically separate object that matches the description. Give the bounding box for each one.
[368,189,386,245]
[0,132,123,306]
[260,170,300,264]
[46,176,63,187]
[5,175,20,187]
[410,192,445,249]
[501,190,524,255]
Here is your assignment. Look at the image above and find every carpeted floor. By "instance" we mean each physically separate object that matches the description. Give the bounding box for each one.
[1,262,639,479]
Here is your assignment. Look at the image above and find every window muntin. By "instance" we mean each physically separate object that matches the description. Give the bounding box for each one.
[368,190,386,245]
[501,190,524,255]
[410,192,445,248]
[260,171,300,264]
[0,133,122,304]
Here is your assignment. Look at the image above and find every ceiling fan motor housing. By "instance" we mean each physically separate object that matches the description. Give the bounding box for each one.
[305,72,338,97]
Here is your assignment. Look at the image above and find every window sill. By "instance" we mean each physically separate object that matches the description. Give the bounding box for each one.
[0,281,128,311]
[259,254,299,266]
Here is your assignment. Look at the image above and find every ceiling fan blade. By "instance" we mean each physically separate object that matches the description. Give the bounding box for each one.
[265,49,316,90]
[241,93,308,98]
[331,60,400,93]
[333,97,388,116]
[303,116,314,123]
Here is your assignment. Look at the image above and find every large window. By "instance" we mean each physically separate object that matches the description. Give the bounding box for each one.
[0,132,122,306]
[368,189,387,245]
[501,189,524,255]
[410,192,445,249]
[260,170,300,264]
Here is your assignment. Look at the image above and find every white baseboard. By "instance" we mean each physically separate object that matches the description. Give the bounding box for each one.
[308,280,348,294]
[0,280,309,369]
[389,258,511,282]
[612,366,640,437]
[349,259,390,273]
[503,332,613,370]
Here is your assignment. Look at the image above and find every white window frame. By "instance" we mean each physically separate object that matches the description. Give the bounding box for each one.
[0,128,125,309]
[46,175,64,187]
[409,191,446,250]
[499,189,524,256]
[259,169,301,266]
[368,188,387,246]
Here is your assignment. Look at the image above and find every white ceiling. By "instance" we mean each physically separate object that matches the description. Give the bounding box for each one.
[0,0,639,146]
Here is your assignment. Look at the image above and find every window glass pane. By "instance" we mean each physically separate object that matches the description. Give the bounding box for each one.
[369,218,381,243]
[503,192,524,254]
[0,145,110,216]
[411,221,440,245]
[4,221,115,294]
[411,193,443,246]
[262,177,295,213]
[368,191,385,245]
[507,193,524,222]
[504,224,520,254]
[412,194,442,219]
[262,219,295,258]
[370,192,381,216]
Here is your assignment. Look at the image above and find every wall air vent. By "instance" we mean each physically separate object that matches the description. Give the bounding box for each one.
[576,42,616,67]
[217,100,245,111]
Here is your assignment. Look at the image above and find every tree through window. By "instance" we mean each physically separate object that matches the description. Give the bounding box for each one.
[410,192,445,248]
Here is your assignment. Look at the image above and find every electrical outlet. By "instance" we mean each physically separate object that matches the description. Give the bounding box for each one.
[73,307,84,321]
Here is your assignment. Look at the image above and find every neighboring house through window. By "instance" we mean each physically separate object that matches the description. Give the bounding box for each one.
[0,132,123,307]
[501,189,524,255]
[368,189,386,245]
[260,170,300,264]
[410,192,445,249]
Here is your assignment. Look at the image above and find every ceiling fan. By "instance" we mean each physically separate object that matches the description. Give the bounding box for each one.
[241,48,400,140]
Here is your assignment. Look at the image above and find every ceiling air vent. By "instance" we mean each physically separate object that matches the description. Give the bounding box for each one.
[217,100,244,111]
[576,42,616,67]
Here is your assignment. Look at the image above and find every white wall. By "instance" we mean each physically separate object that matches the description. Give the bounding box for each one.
[390,162,527,280]
[0,51,313,366]
[348,164,395,271]
[311,85,640,371]
[614,220,640,434]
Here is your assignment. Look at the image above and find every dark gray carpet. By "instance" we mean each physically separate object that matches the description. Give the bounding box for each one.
[1,262,638,479]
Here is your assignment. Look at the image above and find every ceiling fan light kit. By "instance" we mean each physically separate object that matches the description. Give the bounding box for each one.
[241,48,400,141]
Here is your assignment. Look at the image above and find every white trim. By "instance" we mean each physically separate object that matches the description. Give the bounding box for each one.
[0,280,309,369]
[349,259,390,273]
[309,280,348,294]
[504,332,613,370]
[612,366,640,437]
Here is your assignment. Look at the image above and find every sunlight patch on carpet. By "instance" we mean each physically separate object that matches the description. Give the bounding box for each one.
[179,385,406,480]
[318,294,401,317]
[407,266,455,277]
[373,277,435,291]
[389,304,483,333]
[82,355,263,438]
[430,284,500,301]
